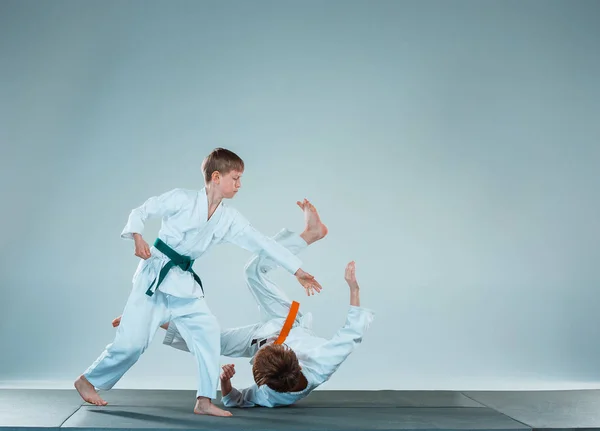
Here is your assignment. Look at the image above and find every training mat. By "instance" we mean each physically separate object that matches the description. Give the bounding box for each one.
[464,390,600,429]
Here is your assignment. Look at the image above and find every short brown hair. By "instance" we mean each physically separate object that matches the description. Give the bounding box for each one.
[201,148,244,184]
[252,344,302,392]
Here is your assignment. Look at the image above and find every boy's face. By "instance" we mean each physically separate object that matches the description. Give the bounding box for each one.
[216,169,243,198]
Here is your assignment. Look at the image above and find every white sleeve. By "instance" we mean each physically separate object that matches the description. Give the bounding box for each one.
[120,188,188,240]
[162,324,190,352]
[221,384,273,408]
[221,209,302,275]
[305,306,374,383]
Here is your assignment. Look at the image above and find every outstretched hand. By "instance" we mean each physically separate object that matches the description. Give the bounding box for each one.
[295,268,322,296]
[344,261,356,284]
[344,261,359,291]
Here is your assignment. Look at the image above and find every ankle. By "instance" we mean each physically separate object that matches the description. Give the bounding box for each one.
[300,230,318,245]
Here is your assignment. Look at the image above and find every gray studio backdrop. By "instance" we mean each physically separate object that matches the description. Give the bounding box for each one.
[1,0,599,391]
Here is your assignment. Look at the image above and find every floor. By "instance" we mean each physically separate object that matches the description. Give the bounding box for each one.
[2,389,600,431]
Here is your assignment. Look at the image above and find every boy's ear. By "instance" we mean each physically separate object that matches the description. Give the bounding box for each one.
[211,171,220,183]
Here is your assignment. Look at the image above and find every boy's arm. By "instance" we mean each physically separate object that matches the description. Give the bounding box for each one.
[219,364,274,408]
[305,262,373,382]
[305,305,374,384]
[222,211,302,275]
[120,188,187,240]
[221,384,274,408]
[222,209,322,295]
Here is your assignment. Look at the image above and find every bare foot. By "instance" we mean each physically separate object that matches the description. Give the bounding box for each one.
[74,375,107,406]
[194,397,232,417]
[297,198,328,245]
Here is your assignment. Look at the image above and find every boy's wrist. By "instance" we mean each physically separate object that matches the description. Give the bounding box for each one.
[348,282,359,291]
[350,289,360,306]
[220,379,232,396]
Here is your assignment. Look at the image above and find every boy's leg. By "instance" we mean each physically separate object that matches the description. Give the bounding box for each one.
[245,199,327,321]
[75,289,169,405]
[219,323,265,357]
[168,297,231,417]
[244,229,306,321]
[163,320,263,358]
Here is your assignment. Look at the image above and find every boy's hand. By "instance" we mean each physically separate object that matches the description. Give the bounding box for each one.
[344,261,359,290]
[295,268,322,296]
[221,364,236,381]
[133,234,151,259]
[220,364,235,397]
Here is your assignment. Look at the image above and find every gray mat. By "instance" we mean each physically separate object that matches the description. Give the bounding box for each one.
[94,389,485,409]
[62,406,528,431]
[95,389,198,408]
[464,390,600,429]
[296,390,485,408]
[0,389,83,429]
[4,389,600,431]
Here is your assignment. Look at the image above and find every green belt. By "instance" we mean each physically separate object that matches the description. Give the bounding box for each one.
[146,238,204,297]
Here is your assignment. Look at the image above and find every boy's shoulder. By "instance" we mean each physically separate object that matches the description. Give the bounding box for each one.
[151,188,200,211]
[164,187,200,201]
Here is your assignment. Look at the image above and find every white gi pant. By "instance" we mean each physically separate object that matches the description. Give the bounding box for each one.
[163,228,307,358]
[83,275,220,399]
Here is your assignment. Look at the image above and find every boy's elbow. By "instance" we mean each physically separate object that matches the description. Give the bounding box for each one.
[220,395,240,408]
[221,399,235,408]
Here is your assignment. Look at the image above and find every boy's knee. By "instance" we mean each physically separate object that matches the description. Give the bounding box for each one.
[110,336,148,358]
[244,256,274,280]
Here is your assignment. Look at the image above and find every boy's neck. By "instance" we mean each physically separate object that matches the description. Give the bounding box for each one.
[205,184,224,208]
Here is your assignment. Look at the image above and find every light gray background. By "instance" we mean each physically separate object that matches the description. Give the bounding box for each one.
[1,0,599,391]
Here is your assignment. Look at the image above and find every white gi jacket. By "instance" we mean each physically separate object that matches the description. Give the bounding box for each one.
[120,187,302,298]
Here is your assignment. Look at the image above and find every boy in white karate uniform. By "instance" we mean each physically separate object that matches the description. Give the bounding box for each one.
[75,148,322,417]
[114,200,373,408]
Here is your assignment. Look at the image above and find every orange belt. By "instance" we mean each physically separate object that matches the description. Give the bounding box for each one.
[274,301,300,345]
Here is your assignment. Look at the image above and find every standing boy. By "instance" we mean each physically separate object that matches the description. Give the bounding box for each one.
[75,148,321,416]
